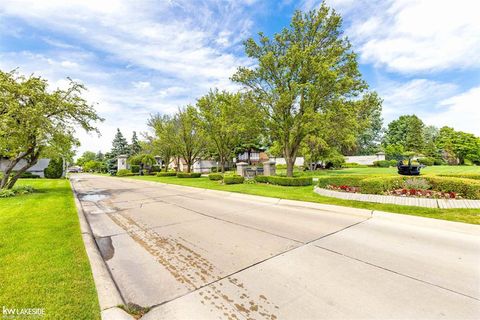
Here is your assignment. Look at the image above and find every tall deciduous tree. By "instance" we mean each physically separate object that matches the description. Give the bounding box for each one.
[197,89,263,173]
[176,106,205,173]
[437,126,480,164]
[232,6,381,176]
[382,115,425,153]
[0,70,102,189]
[147,114,179,171]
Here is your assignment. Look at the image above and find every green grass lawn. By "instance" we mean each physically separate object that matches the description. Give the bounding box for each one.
[0,179,100,320]
[127,169,480,225]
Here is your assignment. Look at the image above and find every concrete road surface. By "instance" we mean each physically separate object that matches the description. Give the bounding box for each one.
[71,174,480,319]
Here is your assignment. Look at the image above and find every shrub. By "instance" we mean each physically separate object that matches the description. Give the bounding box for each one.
[317,175,373,188]
[0,189,15,198]
[117,169,133,177]
[267,176,313,186]
[389,160,398,167]
[44,158,63,178]
[18,172,40,179]
[254,175,270,183]
[438,173,480,180]
[177,172,201,178]
[208,173,223,181]
[276,164,287,169]
[373,160,394,168]
[418,157,434,166]
[425,176,480,199]
[402,178,431,190]
[359,176,406,194]
[223,175,244,184]
[342,162,368,168]
[433,158,445,165]
[130,165,140,173]
[150,165,161,173]
[156,172,177,177]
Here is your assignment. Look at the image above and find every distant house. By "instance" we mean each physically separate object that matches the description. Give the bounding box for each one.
[0,158,51,177]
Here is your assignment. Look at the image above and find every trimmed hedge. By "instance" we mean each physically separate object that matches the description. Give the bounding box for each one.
[177,172,201,178]
[342,162,369,168]
[223,175,244,184]
[117,169,134,177]
[18,172,40,179]
[373,160,397,167]
[255,175,312,186]
[151,165,161,173]
[131,165,140,173]
[417,157,434,166]
[438,173,480,181]
[359,176,406,194]
[156,172,177,177]
[208,173,223,181]
[426,176,480,199]
[317,175,374,188]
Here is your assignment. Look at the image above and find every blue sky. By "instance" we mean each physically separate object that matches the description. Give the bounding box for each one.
[1,0,479,156]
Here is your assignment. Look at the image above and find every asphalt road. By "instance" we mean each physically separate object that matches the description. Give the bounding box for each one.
[71,174,480,320]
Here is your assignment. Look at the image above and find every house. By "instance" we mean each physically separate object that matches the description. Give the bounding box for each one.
[0,158,51,177]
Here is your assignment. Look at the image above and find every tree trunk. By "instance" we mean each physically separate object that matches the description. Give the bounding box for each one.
[5,153,40,189]
[286,156,295,177]
[220,155,225,173]
[0,157,23,189]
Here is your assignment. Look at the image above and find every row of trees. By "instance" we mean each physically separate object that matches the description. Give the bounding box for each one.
[381,115,480,164]
[141,6,382,177]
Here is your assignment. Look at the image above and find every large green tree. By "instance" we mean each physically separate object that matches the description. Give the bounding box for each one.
[176,106,206,173]
[197,89,263,172]
[76,151,96,166]
[147,114,179,171]
[0,70,102,189]
[437,126,480,164]
[232,6,381,176]
[383,115,425,153]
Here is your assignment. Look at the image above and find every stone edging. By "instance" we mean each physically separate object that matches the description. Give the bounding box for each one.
[314,186,480,209]
[69,178,135,320]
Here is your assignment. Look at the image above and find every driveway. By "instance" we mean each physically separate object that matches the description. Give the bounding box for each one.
[71,174,480,319]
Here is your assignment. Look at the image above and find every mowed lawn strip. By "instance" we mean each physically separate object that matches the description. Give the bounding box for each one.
[0,179,100,320]
[127,173,480,225]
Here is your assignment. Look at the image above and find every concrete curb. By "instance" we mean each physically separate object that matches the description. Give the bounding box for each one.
[69,178,135,320]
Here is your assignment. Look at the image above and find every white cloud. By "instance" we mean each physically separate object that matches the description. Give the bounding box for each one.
[344,0,480,73]
[425,86,480,136]
[0,0,257,156]
[378,78,458,118]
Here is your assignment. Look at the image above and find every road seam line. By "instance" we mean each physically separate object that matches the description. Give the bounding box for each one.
[313,245,480,302]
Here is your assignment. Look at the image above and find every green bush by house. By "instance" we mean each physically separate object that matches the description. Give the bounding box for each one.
[44,158,63,178]
[130,165,140,173]
[223,175,244,184]
[208,173,223,181]
[177,172,201,178]
[156,172,177,177]
[18,172,40,179]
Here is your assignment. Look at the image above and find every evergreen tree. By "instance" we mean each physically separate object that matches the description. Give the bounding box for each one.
[130,131,142,155]
[111,128,130,157]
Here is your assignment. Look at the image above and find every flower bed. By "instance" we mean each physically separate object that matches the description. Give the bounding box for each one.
[320,175,480,199]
